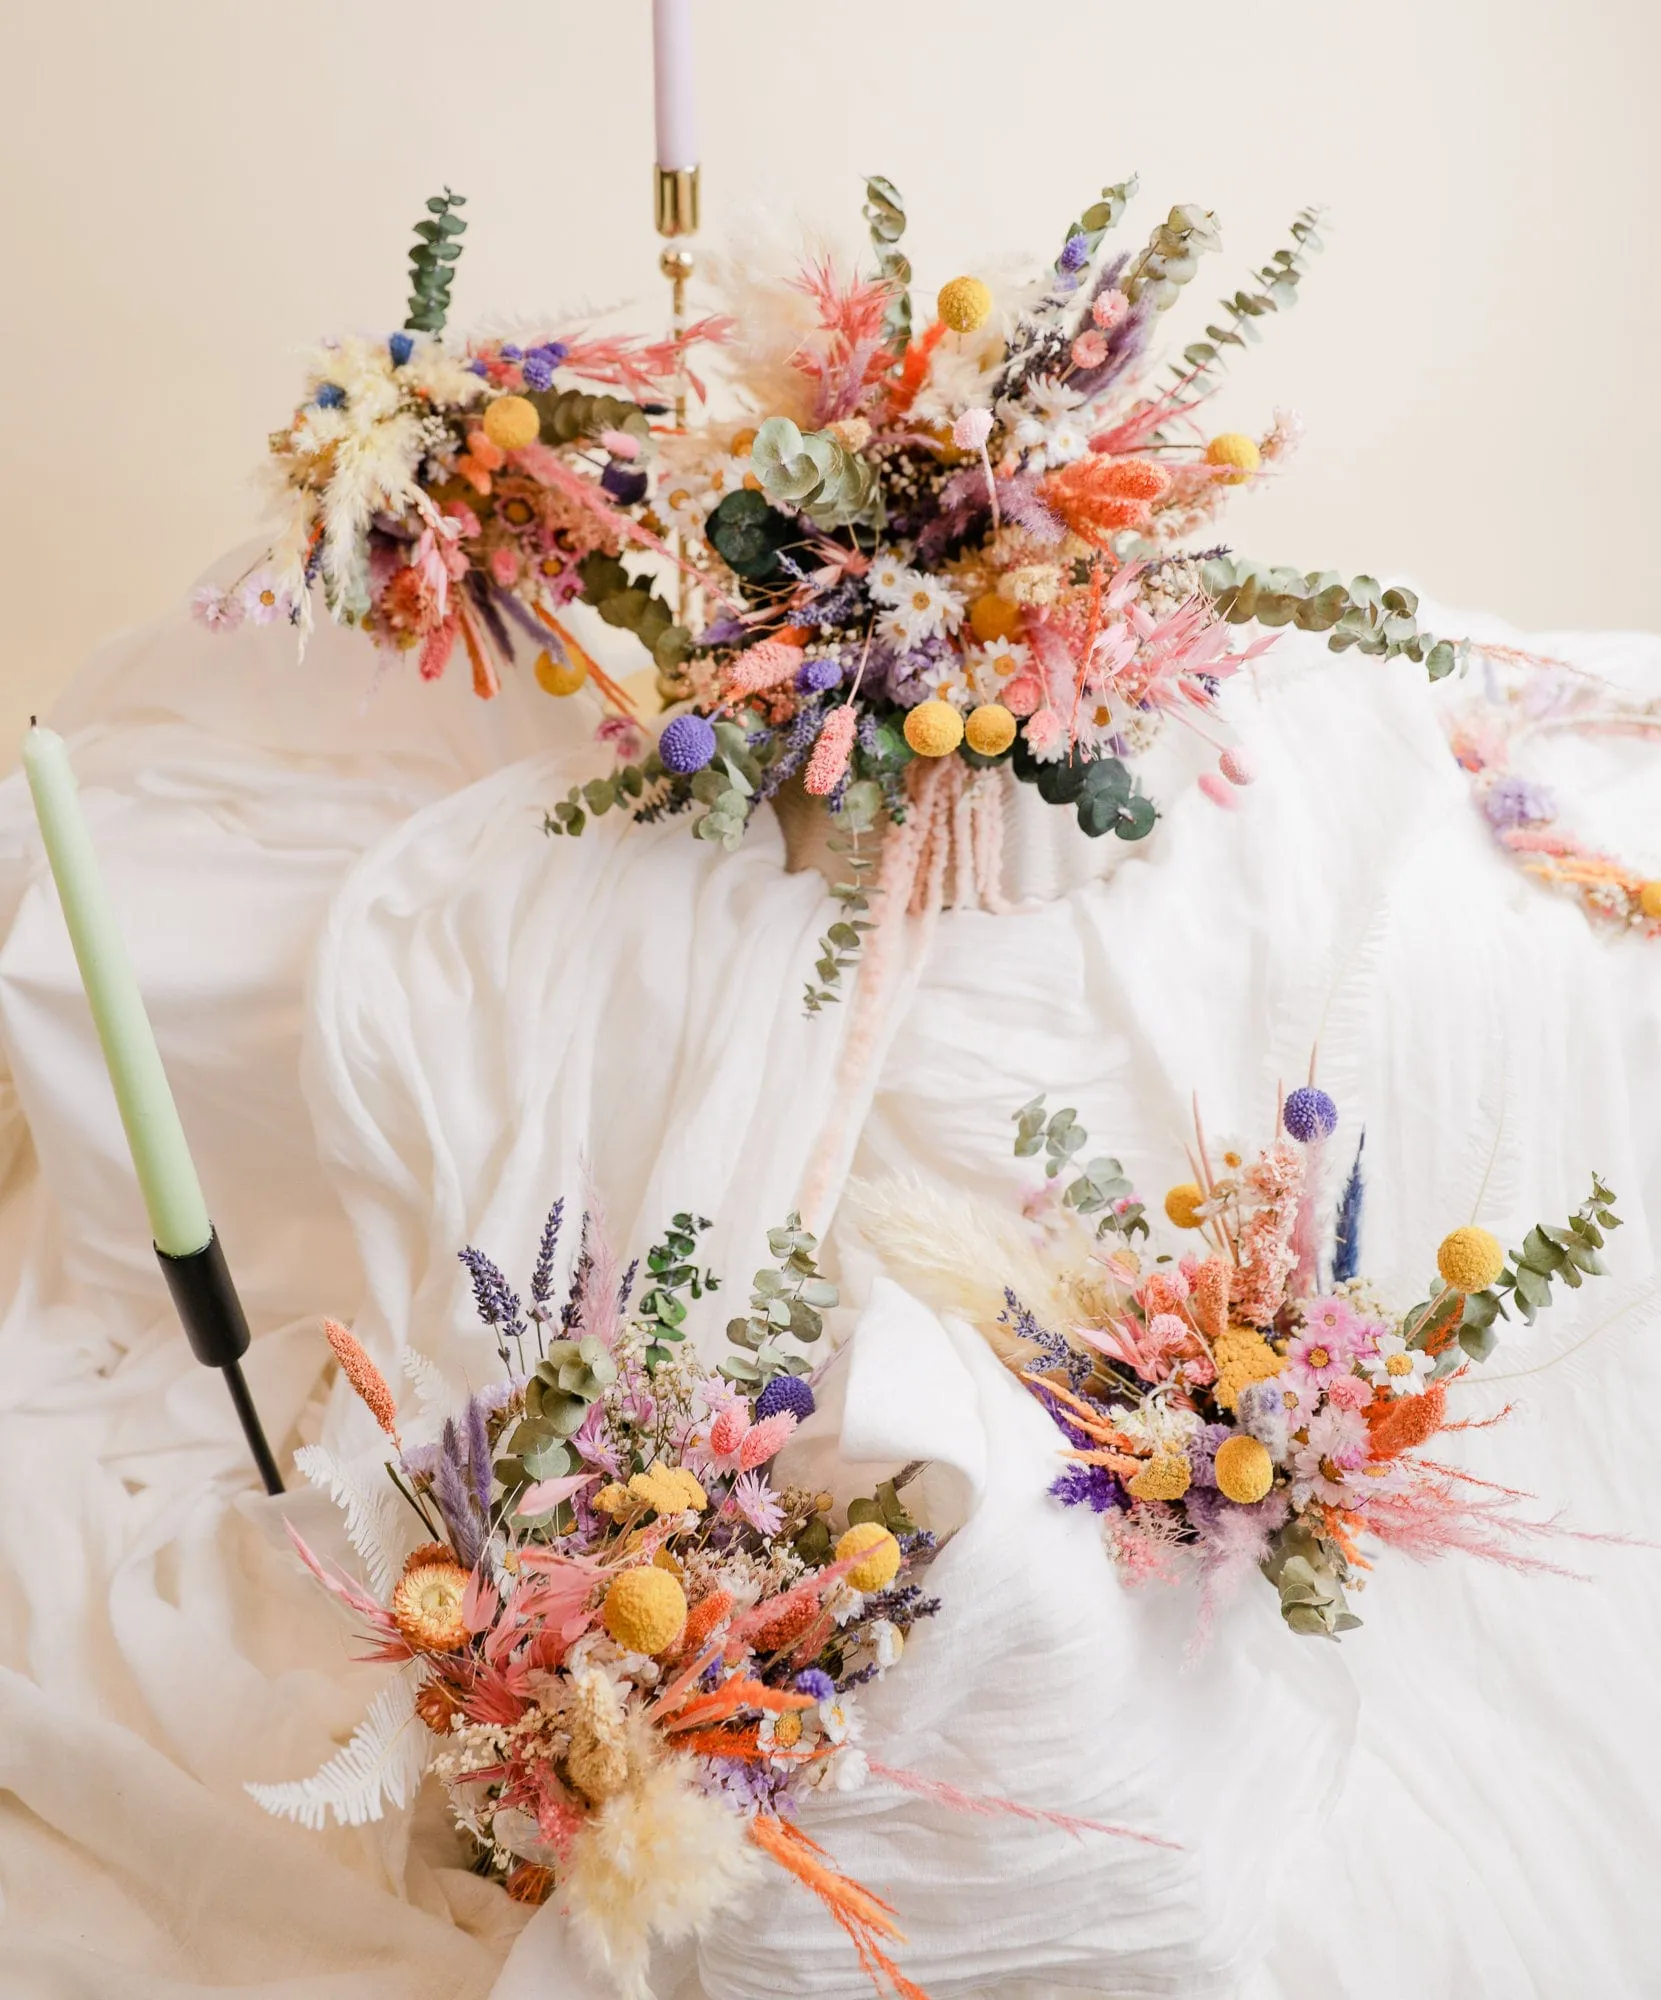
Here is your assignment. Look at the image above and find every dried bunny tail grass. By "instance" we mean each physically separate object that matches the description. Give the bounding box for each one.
[843,1173,1075,1356]
[563,1759,762,2000]
[323,1319,401,1442]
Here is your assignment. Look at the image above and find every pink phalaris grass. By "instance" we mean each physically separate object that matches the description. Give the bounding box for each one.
[323,1318,401,1442]
[736,1410,797,1470]
[804,705,858,796]
[724,639,805,698]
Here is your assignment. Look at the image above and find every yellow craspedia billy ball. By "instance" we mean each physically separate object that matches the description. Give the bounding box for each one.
[482,393,542,452]
[903,698,966,758]
[1128,1452,1192,1502]
[602,1566,688,1655]
[534,646,589,697]
[968,593,1023,644]
[1213,1432,1274,1505]
[936,276,994,334]
[1639,880,1661,921]
[964,703,1017,757]
[1204,432,1262,483]
[835,1521,902,1593]
[1437,1225,1506,1295]
[1163,1181,1206,1230]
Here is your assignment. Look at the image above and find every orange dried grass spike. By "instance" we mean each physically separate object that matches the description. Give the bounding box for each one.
[1041,455,1172,543]
[749,1813,930,2000]
[1366,1381,1447,1461]
[322,1318,401,1442]
[663,1677,815,1734]
[675,1589,734,1661]
[1191,1259,1232,1342]
[457,604,500,699]
[890,320,947,416]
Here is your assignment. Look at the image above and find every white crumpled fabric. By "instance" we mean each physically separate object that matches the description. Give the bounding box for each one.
[0,555,1658,1997]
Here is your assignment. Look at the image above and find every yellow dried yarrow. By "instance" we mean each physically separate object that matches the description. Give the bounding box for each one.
[1128,1453,1192,1502]
[1213,1325,1284,1412]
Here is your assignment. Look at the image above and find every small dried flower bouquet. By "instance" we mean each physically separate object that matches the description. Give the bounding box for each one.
[999,1091,1621,1637]
[255,1198,1148,1998]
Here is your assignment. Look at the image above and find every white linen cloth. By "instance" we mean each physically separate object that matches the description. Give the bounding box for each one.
[0,561,1657,1997]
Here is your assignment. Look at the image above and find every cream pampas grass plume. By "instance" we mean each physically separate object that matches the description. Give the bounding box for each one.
[845,1174,1077,1361]
[563,1760,762,2000]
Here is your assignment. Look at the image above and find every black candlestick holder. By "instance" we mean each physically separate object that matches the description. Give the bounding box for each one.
[156,1228,285,1494]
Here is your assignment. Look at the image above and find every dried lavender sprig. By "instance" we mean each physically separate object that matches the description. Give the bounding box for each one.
[617,1258,639,1312]
[458,1245,527,1366]
[1000,1288,1093,1390]
[530,1197,565,1309]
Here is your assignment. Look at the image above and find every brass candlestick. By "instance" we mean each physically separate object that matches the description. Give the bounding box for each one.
[655,165,700,700]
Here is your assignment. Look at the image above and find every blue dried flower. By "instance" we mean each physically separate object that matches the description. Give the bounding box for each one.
[500,343,523,361]
[756,1375,815,1423]
[793,1668,834,1701]
[388,332,414,367]
[795,657,842,694]
[601,461,649,506]
[468,358,490,377]
[658,714,717,774]
[1283,1085,1338,1143]
[314,383,345,409]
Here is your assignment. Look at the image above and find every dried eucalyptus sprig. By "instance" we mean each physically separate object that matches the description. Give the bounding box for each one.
[576,550,692,685]
[1176,206,1324,392]
[1455,1176,1621,1357]
[405,188,467,335]
[804,802,881,1015]
[722,1216,837,1388]
[1122,202,1222,313]
[1013,1097,1148,1241]
[864,174,912,354]
[1200,557,1462,680]
[636,1211,720,1370]
[751,417,884,531]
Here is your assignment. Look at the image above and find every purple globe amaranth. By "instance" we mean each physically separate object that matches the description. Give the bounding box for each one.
[601,461,650,506]
[1283,1085,1339,1144]
[793,1667,835,1701]
[756,1374,815,1424]
[795,657,842,694]
[658,714,717,774]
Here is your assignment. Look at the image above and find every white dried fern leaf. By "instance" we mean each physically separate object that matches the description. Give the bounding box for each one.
[294,1443,404,1599]
[247,1677,427,1831]
[402,1347,463,1433]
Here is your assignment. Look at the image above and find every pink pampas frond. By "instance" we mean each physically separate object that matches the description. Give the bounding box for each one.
[866,1762,1180,1851]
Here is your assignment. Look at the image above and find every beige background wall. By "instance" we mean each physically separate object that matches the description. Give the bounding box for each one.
[3,0,1657,760]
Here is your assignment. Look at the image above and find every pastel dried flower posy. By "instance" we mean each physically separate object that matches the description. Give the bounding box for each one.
[256,1196,1159,1998]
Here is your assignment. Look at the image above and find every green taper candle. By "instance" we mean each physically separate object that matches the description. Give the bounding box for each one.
[21,721,213,1257]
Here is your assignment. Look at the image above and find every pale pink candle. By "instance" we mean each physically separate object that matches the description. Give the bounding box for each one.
[652,0,699,169]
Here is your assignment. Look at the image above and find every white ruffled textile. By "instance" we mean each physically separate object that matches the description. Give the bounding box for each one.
[0,560,1657,1997]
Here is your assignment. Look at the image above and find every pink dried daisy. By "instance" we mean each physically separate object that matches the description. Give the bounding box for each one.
[727,1470,784,1536]
[1286,1311,1361,1391]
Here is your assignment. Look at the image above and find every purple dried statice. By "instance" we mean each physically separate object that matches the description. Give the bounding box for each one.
[1483,774,1557,830]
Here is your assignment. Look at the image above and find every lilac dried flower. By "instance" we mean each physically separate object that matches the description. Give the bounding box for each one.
[465,1394,494,1520]
[459,1245,526,1356]
[1050,1462,1123,1513]
[531,1197,565,1307]
[1483,774,1557,830]
[435,1419,482,1569]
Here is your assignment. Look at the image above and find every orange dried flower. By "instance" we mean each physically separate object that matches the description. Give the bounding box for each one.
[1042,454,1172,542]
[1191,1258,1231,1342]
[749,1591,821,1654]
[404,1542,455,1575]
[323,1319,401,1441]
[677,1588,735,1660]
[504,1864,555,1906]
[391,1559,471,1652]
[1366,1382,1447,1461]
[415,1679,464,1735]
